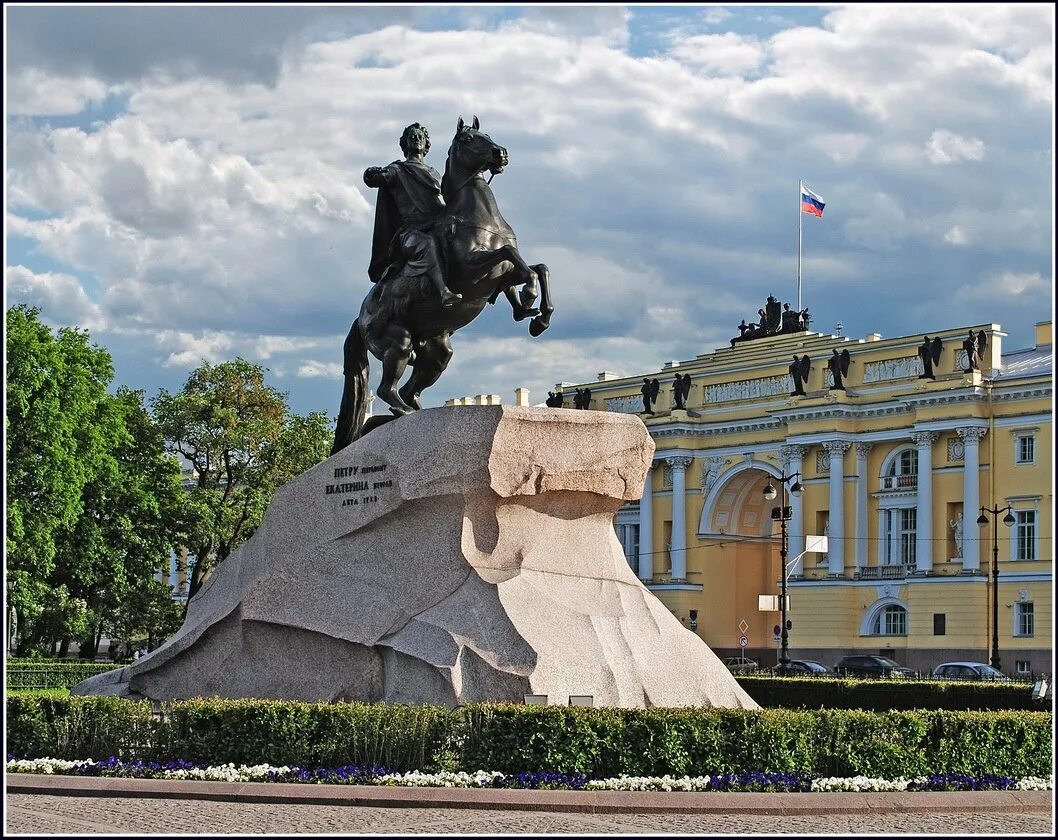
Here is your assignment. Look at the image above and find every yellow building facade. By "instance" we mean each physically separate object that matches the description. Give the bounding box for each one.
[568,318,1052,675]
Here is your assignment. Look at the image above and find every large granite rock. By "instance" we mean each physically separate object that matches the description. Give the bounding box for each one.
[75,406,756,709]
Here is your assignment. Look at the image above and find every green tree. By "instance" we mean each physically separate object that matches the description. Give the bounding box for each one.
[108,578,185,655]
[5,305,188,655]
[61,387,189,658]
[151,359,331,600]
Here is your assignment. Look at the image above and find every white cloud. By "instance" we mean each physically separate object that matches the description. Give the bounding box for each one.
[670,33,765,76]
[7,68,116,115]
[296,360,343,379]
[944,225,968,245]
[4,6,1052,414]
[926,130,985,164]
[992,271,1049,296]
[963,270,1050,303]
[5,265,107,330]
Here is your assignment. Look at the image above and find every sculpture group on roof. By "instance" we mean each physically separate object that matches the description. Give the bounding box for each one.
[731,295,811,346]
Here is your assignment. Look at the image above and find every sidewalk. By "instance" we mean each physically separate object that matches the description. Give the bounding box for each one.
[7,774,1053,815]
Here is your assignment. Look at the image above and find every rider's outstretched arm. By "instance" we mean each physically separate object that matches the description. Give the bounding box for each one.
[364,165,396,188]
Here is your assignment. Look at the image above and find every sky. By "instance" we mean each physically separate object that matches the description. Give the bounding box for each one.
[5,3,1055,418]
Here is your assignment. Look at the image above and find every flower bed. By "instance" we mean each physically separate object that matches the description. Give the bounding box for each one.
[7,757,1052,793]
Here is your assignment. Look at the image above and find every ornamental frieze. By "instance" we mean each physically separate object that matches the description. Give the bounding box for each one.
[705,374,789,403]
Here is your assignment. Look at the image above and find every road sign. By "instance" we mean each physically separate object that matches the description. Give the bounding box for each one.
[738,619,749,634]
[739,635,748,647]
[773,624,781,636]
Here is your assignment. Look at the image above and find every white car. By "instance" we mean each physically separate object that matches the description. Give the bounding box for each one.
[722,657,759,674]
[931,661,1009,681]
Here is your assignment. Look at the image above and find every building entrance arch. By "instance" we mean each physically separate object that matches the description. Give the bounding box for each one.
[693,462,783,666]
[699,461,781,538]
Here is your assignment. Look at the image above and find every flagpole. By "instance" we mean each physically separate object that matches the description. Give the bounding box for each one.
[797,180,803,312]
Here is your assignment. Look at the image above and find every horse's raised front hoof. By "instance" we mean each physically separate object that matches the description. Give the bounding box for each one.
[513,307,541,322]
[529,315,550,336]
[388,405,415,417]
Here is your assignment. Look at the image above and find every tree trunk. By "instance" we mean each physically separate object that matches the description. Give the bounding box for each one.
[58,638,70,659]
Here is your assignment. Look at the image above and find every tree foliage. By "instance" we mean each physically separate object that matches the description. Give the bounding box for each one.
[5,306,187,655]
[151,359,331,599]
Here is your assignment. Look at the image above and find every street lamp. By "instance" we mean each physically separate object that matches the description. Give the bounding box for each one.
[977,505,1016,671]
[763,473,804,670]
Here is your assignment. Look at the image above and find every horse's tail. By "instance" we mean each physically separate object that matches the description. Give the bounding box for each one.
[331,318,369,455]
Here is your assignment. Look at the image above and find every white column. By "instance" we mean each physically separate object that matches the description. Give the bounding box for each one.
[911,431,938,573]
[667,456,692,580]
[959,427,987,572]
[854,442,872,571]
[780,445,808,575]
[638,462,655,581]
[824,441,851,575]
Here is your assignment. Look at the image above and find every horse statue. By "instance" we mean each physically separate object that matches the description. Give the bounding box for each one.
[332,117,553,453]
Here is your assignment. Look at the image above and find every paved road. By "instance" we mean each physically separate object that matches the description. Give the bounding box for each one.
[6,794,1054,835]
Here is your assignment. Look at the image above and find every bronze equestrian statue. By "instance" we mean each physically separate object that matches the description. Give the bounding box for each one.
[333,117,553,453]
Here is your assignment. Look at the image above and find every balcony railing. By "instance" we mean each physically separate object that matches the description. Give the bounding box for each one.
[880,474,917,491]
[855,564,911,580]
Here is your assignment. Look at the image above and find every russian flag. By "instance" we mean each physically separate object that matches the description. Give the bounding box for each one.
[801,184,825,217]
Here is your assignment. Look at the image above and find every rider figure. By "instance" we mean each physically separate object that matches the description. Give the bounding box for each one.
[364,123,462,306]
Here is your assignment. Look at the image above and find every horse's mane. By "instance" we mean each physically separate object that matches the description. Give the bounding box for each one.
[441,139,458,204]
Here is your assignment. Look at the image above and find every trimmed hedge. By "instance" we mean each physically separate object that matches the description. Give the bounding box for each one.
[6,661,121,692]
[734,676,1038,711]
[458,705,1052,779]
[6,695,1051,780]
[157,699,452,770]
[6,665,1034,710]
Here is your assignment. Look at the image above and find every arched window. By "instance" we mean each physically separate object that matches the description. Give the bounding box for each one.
[886,450,917,477]
[871,604,908,636]
[881,448,918,490]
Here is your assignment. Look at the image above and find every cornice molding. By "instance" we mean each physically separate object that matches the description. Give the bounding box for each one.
[650,417,787,438]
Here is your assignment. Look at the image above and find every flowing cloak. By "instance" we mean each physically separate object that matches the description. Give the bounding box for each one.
[368,160,445,284]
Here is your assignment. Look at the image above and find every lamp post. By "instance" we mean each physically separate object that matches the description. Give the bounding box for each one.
[763,472,803,670]
[976,505,1016,671]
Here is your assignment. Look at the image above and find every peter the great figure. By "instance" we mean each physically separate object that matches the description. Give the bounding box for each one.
[332,116,553,452]
[364,123,462,306]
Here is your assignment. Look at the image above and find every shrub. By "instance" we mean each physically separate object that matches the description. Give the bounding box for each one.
[735,676,1037,711]
[5,695,1051,781]
[157,698,452,771]
[6,661,122,692]
[6,694,155,760]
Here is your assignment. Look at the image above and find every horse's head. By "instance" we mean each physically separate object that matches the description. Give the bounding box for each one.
[449,115,508,177]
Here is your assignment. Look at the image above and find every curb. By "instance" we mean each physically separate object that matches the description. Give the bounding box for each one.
[6,775,1054,815]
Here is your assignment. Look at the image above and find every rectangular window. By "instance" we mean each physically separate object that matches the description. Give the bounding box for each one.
[1015,660,1032,676]
[900,508,917,565]
[933,613,946,635]
[1016,602,1034,637]
[1015,434,1035,464]
[1015,511,1037,561]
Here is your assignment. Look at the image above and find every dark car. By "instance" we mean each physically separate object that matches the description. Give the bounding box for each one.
[834,655,915,678]
[932,662,1010,682]
[774,659,835,677]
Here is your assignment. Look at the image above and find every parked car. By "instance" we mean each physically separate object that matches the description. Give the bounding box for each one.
[932,662,1010,681]
[834,655,915,678]
[722,657,759,674]
[773,659,835,677]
